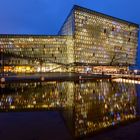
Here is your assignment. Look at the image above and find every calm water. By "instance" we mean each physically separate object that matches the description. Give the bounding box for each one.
[0,79,140,138]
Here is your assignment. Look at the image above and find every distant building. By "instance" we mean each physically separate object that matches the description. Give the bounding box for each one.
[0,5,139,75]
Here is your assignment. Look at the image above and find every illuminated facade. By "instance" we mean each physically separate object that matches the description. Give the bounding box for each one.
[0,35,74,74]
[0,5,139,75]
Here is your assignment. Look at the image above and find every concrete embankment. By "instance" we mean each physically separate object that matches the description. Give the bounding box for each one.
[0,72,111,83]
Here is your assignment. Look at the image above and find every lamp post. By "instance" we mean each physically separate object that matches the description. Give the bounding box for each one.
[0,45,5,83]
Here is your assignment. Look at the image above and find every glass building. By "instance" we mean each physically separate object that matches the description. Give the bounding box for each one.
[0,5,139,75]
[0,35,74,74]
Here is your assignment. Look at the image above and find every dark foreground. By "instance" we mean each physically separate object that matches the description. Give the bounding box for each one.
[0,111,140,140]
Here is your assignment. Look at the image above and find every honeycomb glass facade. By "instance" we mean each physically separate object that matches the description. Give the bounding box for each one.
[58,9,74,35]
[0,5,139,75]
[73,6,139,72]
[0,35,74,74]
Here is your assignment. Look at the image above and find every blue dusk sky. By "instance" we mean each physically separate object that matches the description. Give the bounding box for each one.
[0,0,139,35]
[0,0,140,67]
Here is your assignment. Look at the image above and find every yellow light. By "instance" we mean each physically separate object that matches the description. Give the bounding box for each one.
[42,105,48,108]
[10,106,15,109]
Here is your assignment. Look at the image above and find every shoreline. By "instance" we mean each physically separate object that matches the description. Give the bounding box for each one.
[0,72,111,83]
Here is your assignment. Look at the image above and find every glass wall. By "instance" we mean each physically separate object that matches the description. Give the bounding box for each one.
[0,35,74,75]
[74,6,139,68]
[58,9,74,35]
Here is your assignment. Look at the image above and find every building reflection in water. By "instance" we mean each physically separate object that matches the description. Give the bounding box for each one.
[0,80,139,138]
[0,82,74,110]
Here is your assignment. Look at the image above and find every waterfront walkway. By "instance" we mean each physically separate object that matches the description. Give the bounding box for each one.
[0,72,111,82]
[1,72,140,83]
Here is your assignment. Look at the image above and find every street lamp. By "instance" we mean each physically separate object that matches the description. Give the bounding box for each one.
[0,44,5,83]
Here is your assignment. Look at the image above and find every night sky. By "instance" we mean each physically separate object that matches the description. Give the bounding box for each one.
[0,0,140,67]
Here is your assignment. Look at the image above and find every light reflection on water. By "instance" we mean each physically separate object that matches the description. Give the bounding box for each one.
[0,79,139,138]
